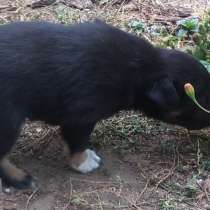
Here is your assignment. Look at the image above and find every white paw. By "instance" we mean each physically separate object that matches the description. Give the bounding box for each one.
[77,149,101,173]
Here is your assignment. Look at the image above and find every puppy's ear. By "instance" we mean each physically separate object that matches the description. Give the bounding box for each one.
[147,78,180,110]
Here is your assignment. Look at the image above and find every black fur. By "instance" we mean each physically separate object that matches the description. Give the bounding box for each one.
[0,20,210,188]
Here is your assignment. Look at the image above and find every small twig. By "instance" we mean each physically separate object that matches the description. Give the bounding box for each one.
[154,169,174,190]
[96,192,104,210]
[0,178,2,193]
[24,188,38,210]
[113,0,127,16]
[154,146,177,190]
[121,195,143,210]
[90,202,134,209]
[137,178,150,200]
[196,179,210,202]
[66,177,120,184]
[203,188,209,202]
[0,179,2,210]
[0,5,17,11]
[153,16,189,23]
[63,177,73,210]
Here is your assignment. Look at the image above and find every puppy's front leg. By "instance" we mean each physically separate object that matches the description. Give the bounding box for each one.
[70,149,101,173]
[62,124,101,173]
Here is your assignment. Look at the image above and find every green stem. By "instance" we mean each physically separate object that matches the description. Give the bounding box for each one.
[193,98,210,113]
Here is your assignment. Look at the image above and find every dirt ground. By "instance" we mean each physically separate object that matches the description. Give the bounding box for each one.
[0,0,210,210]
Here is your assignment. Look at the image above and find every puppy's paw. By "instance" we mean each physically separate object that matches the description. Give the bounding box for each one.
[70,149,101,173]
[5,174,38,190]
[0,158,38,190]
[77,149,101,173]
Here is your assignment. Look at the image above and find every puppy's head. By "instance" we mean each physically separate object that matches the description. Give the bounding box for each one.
[143,49,210,130]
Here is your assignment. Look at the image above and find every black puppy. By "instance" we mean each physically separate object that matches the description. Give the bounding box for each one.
[0,20,209,189]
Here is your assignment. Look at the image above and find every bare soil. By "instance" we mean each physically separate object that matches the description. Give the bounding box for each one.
[0,1,210,210]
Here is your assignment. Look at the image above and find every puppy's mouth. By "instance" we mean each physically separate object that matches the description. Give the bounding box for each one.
[183,123,210,130]
[160,111,199,129]
[163,113,210,130]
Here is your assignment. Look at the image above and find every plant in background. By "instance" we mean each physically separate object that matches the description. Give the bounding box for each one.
[185,9,210,71]
[160,199,176,210]
[55,7,80,25]
[161,9,210,71]
[161,35,179,49]
[184,175,198,198]
[192,11,210,69]
[127,20,146,35]
[176,17,199,38]
[145,24,168,36]
[200,60,210,72]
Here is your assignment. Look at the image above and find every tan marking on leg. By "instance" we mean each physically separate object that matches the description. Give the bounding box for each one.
[69,151,87,170]
[62,141,71,156]
[0,158,26,182]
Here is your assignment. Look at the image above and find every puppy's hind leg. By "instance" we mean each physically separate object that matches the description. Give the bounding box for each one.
[0,158,36,190]
[0,114,36,189]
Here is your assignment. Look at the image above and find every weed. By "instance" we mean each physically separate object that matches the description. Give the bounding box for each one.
[186,11,210,72]
[203,157,210,170]
[160,35,179,49]
[158,9,210,70]
[55,7,81,24]
[176,18,199,38]
[148,24,168,36]
[175,163,190,173]
[160,199,176,210]
[71,194,88,206]
[184,175,198,198]
[127,20,146,35]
